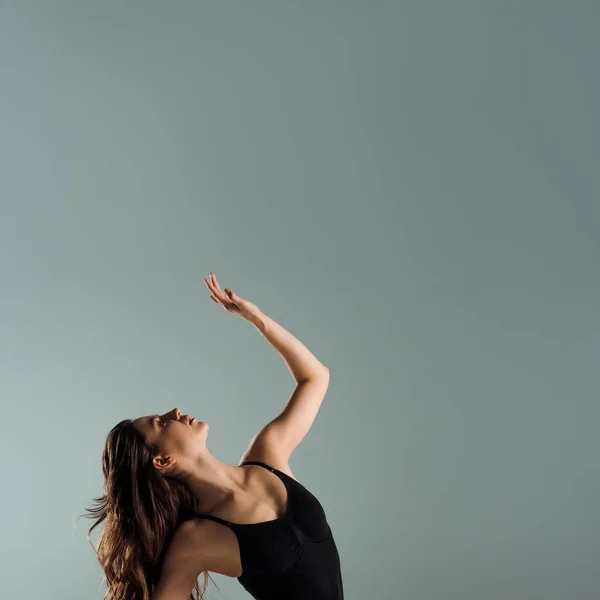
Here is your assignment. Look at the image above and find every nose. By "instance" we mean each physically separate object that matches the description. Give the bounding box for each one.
[172,408,189,423]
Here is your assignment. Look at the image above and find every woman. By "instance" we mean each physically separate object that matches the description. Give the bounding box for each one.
[82,272,343,600]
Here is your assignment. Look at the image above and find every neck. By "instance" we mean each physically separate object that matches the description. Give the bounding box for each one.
[183,451,249,514]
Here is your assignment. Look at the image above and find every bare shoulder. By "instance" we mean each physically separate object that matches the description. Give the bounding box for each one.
[239,425,298,482]
[152,521,222,598]
[167,519,236,578]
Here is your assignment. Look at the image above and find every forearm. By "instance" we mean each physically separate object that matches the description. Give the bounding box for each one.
[247,310,328,383]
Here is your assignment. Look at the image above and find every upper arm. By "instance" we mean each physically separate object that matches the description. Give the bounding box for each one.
[241,370,330,465]
[151,522,210,600]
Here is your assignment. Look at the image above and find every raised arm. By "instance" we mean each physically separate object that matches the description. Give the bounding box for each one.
[204,273,330,461]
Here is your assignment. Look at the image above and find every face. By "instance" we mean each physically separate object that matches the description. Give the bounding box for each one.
[132,408,208,473]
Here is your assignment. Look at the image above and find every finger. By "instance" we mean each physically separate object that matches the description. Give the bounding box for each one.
[204,278,223,299]
[225,288,241,303]
[210,272,224,294]
[211,294,234,311]
[205,279,233,307]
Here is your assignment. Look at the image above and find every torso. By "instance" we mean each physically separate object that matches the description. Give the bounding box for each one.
[190,456,297,578]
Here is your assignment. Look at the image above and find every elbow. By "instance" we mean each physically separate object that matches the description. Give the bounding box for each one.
[299,366,329,383]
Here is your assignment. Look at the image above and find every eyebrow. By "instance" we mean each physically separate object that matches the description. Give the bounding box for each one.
[149,415,159,429]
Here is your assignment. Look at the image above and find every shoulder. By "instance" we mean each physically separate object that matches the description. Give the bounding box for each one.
[169,519,213,558]
[170,519,231,576]
[239,425,297,481]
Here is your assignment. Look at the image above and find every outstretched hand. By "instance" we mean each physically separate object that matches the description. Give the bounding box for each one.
[204,272,262,321]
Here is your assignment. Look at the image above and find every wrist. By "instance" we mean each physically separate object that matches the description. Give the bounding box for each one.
[246,310,266,330]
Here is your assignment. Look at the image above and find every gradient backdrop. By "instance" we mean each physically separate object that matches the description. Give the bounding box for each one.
[1,2,598,599]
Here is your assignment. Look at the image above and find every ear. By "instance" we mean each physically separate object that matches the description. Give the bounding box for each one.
[153,455,177,474]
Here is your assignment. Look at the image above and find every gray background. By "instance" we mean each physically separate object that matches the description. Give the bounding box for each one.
[1,2,598,599]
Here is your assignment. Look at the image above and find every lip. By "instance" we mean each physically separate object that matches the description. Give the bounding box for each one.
[189,417,195,424]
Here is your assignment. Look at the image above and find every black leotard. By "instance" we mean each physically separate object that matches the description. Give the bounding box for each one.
[194,460,344,600]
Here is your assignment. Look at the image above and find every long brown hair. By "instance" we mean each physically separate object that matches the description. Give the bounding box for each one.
[79,419,220,600]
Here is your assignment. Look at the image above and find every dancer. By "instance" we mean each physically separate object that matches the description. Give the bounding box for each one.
[83,272,343,599]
